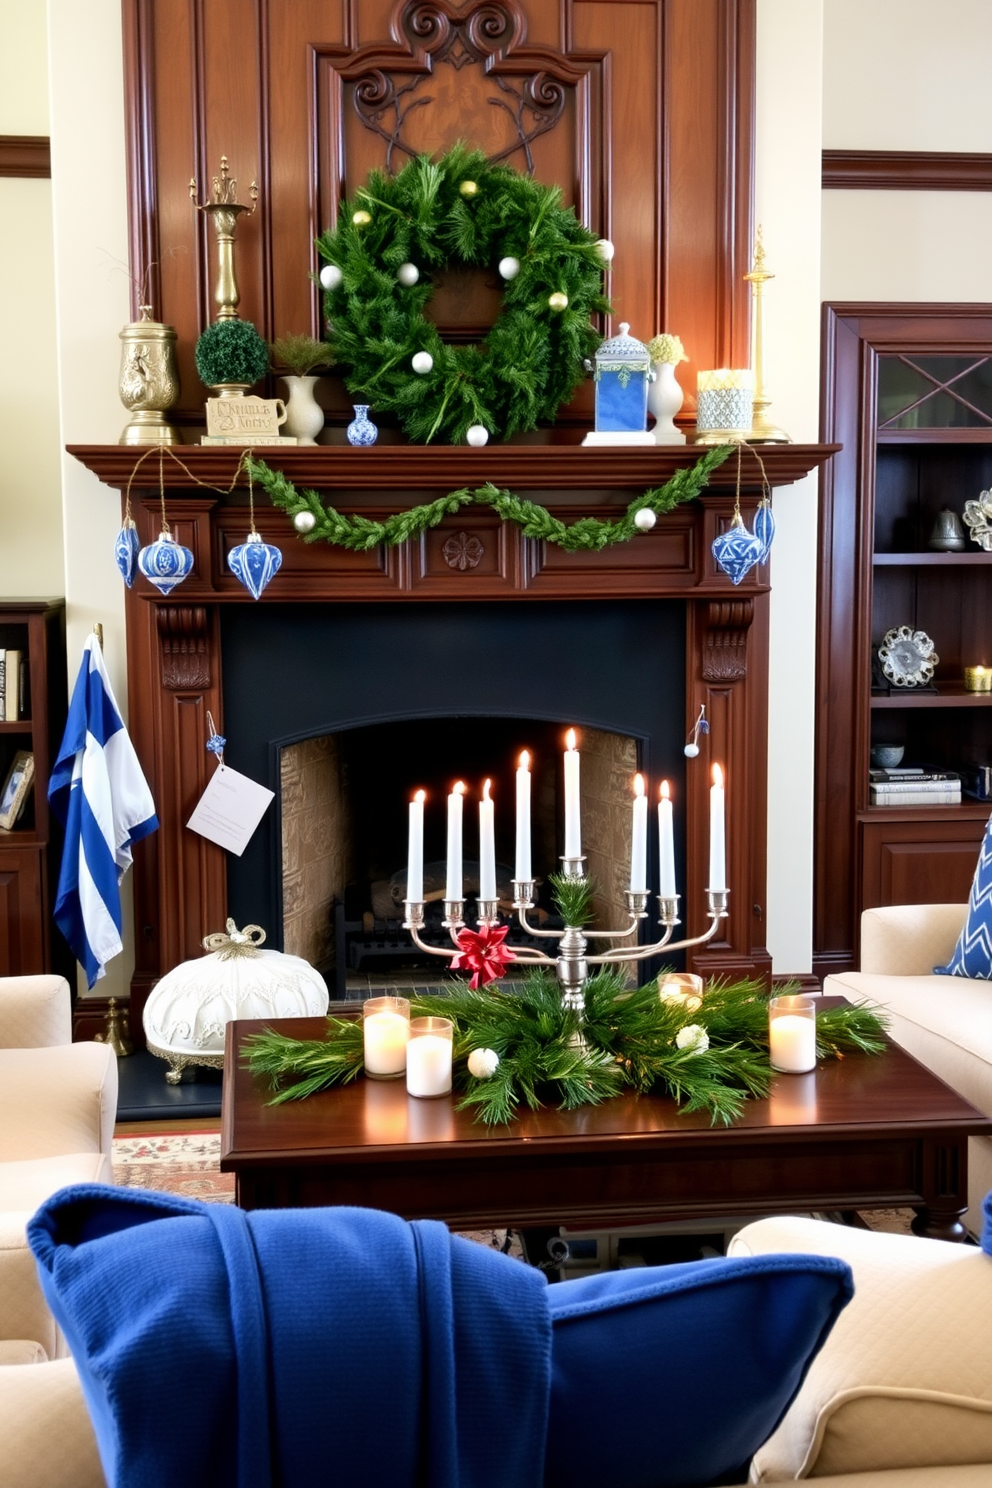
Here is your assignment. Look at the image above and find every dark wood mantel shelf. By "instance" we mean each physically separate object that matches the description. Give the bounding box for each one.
[69,443,839,495]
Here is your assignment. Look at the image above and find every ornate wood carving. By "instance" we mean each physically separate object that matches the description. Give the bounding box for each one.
[823,149,992,192]
[0,135,51,179]
[441,531,485,570]
[156,606,212,690]
[701,600,752,683]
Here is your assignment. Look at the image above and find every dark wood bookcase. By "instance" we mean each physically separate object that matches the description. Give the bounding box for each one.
[816,305,992,978]
[0,599,66,975]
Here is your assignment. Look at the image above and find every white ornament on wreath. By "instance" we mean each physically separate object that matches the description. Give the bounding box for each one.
[397,262,420,287]
[498,256,520,280]
[293,510,317,533]
[412,351,434,375]
[466,424,489,447]
[595,238,615,264]
[634,508,657,531]
[142,920,329,1084]
[319,263,342,291]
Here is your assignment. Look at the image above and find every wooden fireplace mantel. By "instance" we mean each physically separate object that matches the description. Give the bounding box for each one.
[70,440,836,1036]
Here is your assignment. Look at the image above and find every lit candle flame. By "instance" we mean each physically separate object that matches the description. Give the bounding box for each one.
[453,780,466,796]
[519,750,530,769]
[712,763,724,789]
[566,728,577,751]
[634,773,645,797]
[660,779,670,801]
[414,789,426,803]
[483,778,492,801]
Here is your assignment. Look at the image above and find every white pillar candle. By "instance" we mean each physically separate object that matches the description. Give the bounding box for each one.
[709,763,726,892]
[363,997,411,1078]
[658,780,676,897]
[479,778,496,901]
[769,1011,817,1074]
[406,789,425,903]
[515,750,532,882]
[630,773,647,892]
[406,1017,453,1098]
[446,781,466,901]
[563,729,581,859]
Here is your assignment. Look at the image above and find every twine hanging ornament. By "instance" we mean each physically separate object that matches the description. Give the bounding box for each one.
[710,445,768,585]
[227,458,283,599]
[135,450,195,595]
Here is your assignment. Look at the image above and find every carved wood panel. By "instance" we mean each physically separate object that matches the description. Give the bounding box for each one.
[123,0,755,432]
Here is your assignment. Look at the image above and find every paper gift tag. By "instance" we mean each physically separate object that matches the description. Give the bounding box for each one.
[186,764,275,856]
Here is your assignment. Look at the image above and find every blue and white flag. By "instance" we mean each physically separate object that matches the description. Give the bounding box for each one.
[48,636,158,987]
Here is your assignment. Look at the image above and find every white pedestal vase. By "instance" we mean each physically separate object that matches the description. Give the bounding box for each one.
[647,361,687,444]
[281,375,324,444]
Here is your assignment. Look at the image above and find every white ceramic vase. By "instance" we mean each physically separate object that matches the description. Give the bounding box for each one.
[647,360,687,444]
[281,375,324,444]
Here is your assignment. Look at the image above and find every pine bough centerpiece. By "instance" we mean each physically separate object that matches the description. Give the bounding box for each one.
[244,972,886,1128]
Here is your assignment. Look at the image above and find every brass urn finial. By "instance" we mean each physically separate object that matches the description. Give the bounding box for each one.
[190,156,259,321]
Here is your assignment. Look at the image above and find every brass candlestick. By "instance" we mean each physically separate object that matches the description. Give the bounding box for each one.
[190,156,258,321]
[743,227,790,444]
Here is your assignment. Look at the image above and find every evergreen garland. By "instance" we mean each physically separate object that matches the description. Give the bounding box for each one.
[242,972,887,1128]
[317,144,611,444]
[246,443,733,554]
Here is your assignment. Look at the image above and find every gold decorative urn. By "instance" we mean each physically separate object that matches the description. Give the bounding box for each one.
[118,306,181,445]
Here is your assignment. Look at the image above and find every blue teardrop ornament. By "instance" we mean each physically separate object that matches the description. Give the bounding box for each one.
[711,513,764,586]
[228,530,283,600]
[753,500,776,564]
[115,520,140,587]
[137,531,195,595]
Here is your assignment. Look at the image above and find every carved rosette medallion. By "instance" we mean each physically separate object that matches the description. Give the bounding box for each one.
[442,531,485,570]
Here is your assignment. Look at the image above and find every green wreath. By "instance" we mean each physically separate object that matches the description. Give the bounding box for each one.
[317,144,611,445]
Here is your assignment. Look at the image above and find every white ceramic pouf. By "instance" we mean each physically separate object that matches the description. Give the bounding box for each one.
[143,920,329,1083]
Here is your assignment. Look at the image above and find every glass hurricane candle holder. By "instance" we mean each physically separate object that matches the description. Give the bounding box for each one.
[406,1016,454,1098]
[363,996,410,1079]
[768,994,817,1074]
[658,971,704,1011]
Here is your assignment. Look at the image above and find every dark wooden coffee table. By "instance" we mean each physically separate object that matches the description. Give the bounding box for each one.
[221,1015,992,1241]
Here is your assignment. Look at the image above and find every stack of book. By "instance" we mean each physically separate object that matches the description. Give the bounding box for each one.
[869,767,961,806]
[0,648,24,721]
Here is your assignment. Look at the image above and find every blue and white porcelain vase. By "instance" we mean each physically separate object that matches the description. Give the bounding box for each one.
[137,530,194,595]
[228,530,283,600]
[346,404,378,447]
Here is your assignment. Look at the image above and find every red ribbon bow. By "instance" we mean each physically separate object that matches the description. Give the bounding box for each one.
[450,922,516,989]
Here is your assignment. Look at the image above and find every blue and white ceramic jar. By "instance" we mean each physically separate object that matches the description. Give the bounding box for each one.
[346,405,378,446]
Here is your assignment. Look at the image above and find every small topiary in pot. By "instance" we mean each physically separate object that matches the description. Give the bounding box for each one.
[195,318,270,390]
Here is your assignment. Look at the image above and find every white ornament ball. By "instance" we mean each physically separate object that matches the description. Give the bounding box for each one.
[411,351,434,375]
[684,742,700,758]
[293,511,317,534]
[319,263,342,291]
[548,292,569,312]
[596,238,615,264]
[498,256,521,281]
[634,508,657,531]
[467,1048,500,1079]
[466,424,489,447]
[397,262,420,287]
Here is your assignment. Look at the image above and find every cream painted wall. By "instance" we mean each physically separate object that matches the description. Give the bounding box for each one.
[47,0,132,999]
[823,0,992,151]
[0,0,63,598]
[756,0,824,974]
[822,0,992,304]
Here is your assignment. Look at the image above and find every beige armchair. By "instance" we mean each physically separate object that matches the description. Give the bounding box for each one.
[0,976,117,1359]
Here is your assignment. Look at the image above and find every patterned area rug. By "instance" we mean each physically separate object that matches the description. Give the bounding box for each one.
[111,1133,914,1245]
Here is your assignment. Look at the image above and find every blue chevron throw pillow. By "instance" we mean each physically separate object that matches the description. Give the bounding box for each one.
[935,814,992,977]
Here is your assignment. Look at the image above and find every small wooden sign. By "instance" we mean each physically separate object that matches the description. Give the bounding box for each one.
[205,395,287,437]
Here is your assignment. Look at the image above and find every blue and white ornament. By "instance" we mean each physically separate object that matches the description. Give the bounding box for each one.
[138,530,194,596]
[711,513,764,586]
[753,499,776,564]
[227,530,283,600]
[115,519,140,587]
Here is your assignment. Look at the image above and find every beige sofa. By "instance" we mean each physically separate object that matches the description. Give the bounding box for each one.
[823,904,992,1237]
[0,976,117,1359]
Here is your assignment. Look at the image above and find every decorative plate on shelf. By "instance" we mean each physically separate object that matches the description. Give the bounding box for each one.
[876,626,939,688]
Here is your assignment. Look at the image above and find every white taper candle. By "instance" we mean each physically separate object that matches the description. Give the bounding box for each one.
[709,763,726,892]
[446,781,466,902]
[658,780,676,896]
[630,773,647,892]
[563,729,581,859]
[515,751,532,882]
[479,778,496,901]
[406,789,425,902]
